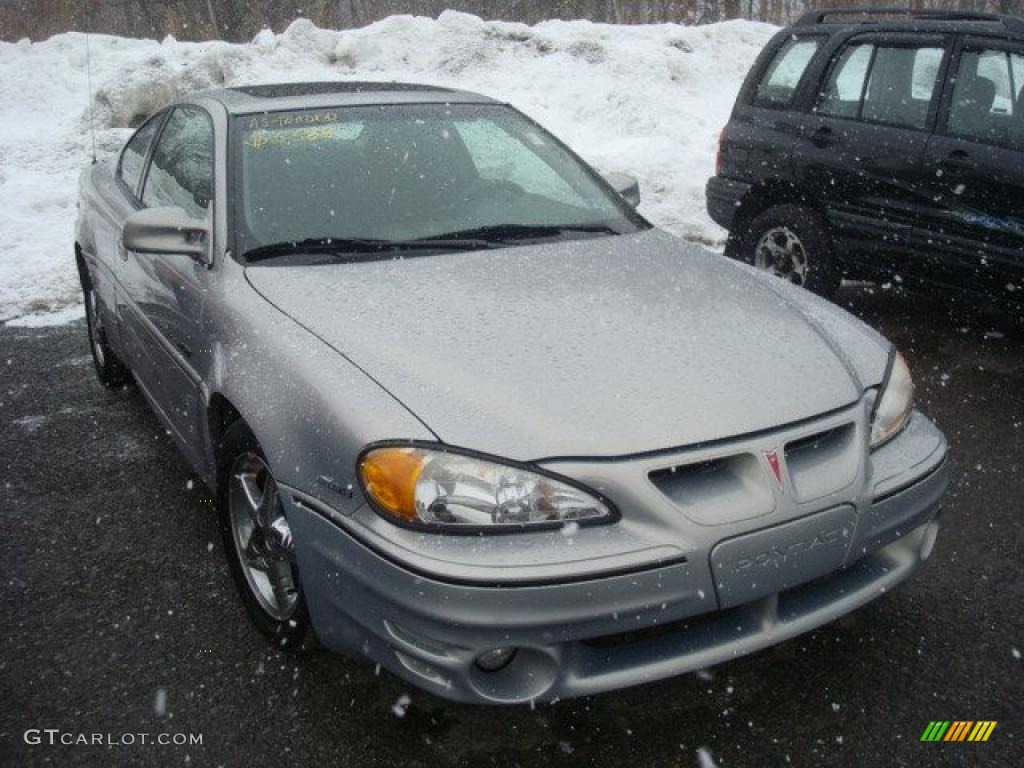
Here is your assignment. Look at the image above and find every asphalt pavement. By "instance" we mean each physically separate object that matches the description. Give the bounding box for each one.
[1,285,1021,768]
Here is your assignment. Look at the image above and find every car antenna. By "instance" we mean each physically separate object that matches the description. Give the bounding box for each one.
[85,11,97,164]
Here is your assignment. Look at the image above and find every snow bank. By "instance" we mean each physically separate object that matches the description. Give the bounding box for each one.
[0,12,776,321]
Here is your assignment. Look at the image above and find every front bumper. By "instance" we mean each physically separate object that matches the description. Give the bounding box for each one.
[283,408,948,704]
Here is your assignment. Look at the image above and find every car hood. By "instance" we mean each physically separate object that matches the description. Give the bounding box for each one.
[246,229,890,460]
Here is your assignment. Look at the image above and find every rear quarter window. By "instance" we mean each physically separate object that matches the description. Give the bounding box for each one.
[753,37,822,108]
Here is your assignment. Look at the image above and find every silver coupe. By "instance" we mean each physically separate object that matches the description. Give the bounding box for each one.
[75,82,948,704]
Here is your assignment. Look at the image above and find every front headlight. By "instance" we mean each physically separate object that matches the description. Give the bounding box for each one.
[358,444,615,530]
[870,351,914,448]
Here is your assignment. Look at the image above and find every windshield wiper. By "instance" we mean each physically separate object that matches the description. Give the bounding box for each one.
[243,225,623,263]
[417,223,624,244]
[243,236,495,263]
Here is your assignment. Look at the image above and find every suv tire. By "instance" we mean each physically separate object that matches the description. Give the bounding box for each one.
[737,204,840,297]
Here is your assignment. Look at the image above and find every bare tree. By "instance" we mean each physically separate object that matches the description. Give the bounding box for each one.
[3,0,1023,42]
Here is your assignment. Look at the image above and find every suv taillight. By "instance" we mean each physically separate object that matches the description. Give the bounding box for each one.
[715,128,727,176]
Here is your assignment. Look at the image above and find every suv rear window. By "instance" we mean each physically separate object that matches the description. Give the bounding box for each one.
[754,38,822,108]
[817,43,944,130]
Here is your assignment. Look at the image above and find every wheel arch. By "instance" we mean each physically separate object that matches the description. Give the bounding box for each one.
[74,242,90,287]
[207,391,245,474]
[732,180,826,241]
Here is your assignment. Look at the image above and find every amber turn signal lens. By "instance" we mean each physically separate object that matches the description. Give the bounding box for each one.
[359,447,426,521]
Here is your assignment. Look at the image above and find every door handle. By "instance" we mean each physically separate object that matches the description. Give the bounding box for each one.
[941,149,972,170]
[810,125,837,148]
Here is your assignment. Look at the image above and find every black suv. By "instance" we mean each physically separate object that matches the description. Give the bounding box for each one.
[707,7,1024,301]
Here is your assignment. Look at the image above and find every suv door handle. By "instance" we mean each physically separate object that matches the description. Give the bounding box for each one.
[810,125,837,148]
[941,149,972,169]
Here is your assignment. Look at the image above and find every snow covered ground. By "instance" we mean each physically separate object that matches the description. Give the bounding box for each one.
[0,12,776,322]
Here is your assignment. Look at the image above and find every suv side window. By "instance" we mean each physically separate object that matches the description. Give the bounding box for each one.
[947,47,1024,149]
[754,37,822,108]
[117,114,164,196]
[141,107,214,218]
[817,42,945,130]
[864,46,943,128]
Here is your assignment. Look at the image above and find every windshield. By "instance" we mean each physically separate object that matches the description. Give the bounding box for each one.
[231,103,646,260]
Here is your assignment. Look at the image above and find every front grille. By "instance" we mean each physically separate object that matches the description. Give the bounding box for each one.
[581,603,748,650]
[649,452,774,525]
[645,413,861,524]
[784,422,858,502]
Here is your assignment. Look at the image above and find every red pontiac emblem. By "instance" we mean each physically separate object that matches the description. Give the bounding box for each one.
[764,449,784,489]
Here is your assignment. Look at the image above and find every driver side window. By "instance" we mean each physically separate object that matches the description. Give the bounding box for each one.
[142,107,214,219]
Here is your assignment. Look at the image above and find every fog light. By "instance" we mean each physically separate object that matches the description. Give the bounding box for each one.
[920,520,940,561]
[475,648,517,672]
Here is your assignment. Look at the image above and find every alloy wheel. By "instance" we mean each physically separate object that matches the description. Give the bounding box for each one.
[228,453,299,622]
[754,226,809,286]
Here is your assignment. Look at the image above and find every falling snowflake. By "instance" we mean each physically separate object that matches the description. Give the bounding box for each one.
[391,693,411,718]
[154,687,168,717]
[697,747,720,768]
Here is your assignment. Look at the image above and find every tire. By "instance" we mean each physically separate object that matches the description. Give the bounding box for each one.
[217,421,311,651]
[81,270,131,388]
[735,204,840,298]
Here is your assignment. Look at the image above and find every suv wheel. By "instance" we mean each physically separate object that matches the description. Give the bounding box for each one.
[218,421,311,650]
[81,274,131,388]
[738,204,839,297]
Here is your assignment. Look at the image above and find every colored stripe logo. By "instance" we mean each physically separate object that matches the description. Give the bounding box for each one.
[921,721,997,742]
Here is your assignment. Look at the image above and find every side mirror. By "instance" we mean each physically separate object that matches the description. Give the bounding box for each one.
[603,172,641,209]
[123,207,210,262]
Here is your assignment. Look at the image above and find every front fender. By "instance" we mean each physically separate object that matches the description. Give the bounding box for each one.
[202,259,435,514]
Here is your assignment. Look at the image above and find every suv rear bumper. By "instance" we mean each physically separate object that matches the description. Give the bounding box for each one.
[706,176,751,231]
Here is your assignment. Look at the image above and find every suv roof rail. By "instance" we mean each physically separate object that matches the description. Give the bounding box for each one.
[794,7,1020,27]
[1003,15,1024,33]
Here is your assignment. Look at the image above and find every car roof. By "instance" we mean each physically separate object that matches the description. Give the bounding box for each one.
[187,81,499,115]
[791,8,1024,38]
